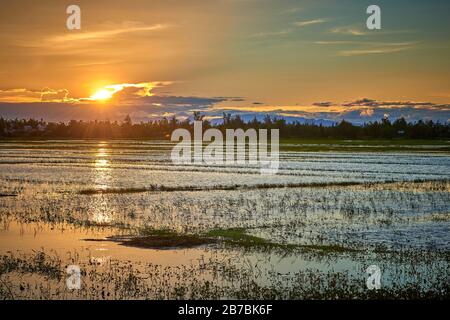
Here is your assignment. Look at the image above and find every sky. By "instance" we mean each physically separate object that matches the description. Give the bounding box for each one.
[0,0,449,124]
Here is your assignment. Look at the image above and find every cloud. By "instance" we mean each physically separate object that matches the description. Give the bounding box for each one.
[87,82,171,101]
[335,99,450,123]
[315,40,418,57]
[342,98,376,106]
[1,82,174,104]
[0,95,228,122]
[249,30,290,38]
[0,89,41,103]
[330,26,366,36]
[1,93,449,125]
[41,88,69,102]
[332,41,417,57]
[48,23,167,43]
[100,83,228,108]
[0,82,228,112]
[360,109,374,117]
[293,19,326,27]
[338,46,413,56]
[0,88,69,103]
[341,98,436,108]
[313,101,333,107]
[314,41,355,45]
[0,80,238,123]
[16,22,169,54]
[210,99,450,124]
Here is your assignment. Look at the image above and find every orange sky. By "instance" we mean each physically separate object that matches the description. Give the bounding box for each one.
[0,0,449,123]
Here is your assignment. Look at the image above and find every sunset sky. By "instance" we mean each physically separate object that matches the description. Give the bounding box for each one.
[0,0,449,123]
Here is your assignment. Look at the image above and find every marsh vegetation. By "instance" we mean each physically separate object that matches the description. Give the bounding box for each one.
[0,140,449,299]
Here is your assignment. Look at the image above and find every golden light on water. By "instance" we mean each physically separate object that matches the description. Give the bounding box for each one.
[92,143,113,224]
[95,147,110,168]
[95,159,109,167]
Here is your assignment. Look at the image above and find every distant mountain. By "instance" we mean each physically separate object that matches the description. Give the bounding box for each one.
[208,114,336,127]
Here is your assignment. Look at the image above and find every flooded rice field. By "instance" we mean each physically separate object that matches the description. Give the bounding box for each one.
[0,140,449,299]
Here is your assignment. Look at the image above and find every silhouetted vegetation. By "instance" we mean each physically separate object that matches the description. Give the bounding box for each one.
[0,113,449,139]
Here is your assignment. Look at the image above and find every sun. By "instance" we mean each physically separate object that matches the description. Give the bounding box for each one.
[90,89,114,101]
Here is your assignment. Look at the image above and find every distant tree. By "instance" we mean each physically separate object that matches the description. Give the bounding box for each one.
[193,111,204,121]
[123,114,132,126]
[0,115,449,139]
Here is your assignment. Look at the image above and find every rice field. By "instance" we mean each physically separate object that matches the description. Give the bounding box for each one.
[0,140,449,299]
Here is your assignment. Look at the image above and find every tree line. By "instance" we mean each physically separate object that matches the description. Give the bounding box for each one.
[0,113,449,139]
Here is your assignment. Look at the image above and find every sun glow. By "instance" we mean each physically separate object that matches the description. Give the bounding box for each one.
[88,82,167,102]
[90,89,114,101]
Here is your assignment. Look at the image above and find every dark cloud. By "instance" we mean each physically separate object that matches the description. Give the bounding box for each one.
[0,92,228,122]
[213,97,245,102]
[313,101,333,107]
[141,95,226,106]
[342,98,436,107]
[1,97,449,125]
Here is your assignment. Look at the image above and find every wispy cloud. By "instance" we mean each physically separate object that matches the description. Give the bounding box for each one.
[293,19,326,27]
[0,88,69,103]
[330,25,415,37]
[49,23,167,42]
[249,30,290,38]
[313,101,333,107]
[338,44,415,56]
[314,40,355,45]
[330,26,366,36]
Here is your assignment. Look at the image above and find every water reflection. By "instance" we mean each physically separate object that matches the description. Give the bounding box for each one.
[91,142,113,224]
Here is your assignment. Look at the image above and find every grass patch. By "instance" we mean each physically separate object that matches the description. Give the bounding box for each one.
[205,228,269,246]
[279,138,450,153]
[204,228,360,253]
[119,234,211,249]
[110,227,269,249]
[109,227,213,249]
[280,138,450,145]
[0,251,62,280]
[100,226,360,253]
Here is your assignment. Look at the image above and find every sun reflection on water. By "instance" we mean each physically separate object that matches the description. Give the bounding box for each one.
[91,142,114,224]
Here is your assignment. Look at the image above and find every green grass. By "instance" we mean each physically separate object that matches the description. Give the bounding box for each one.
[115,227,213,249]
[280,138,450,153]
[281,138,450,145]
[139,226,180,237]
[203,228,362,253]
[205,228,269,246]
[132,227,359,253]
[100,226,365,253]
[2,137,449,153]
